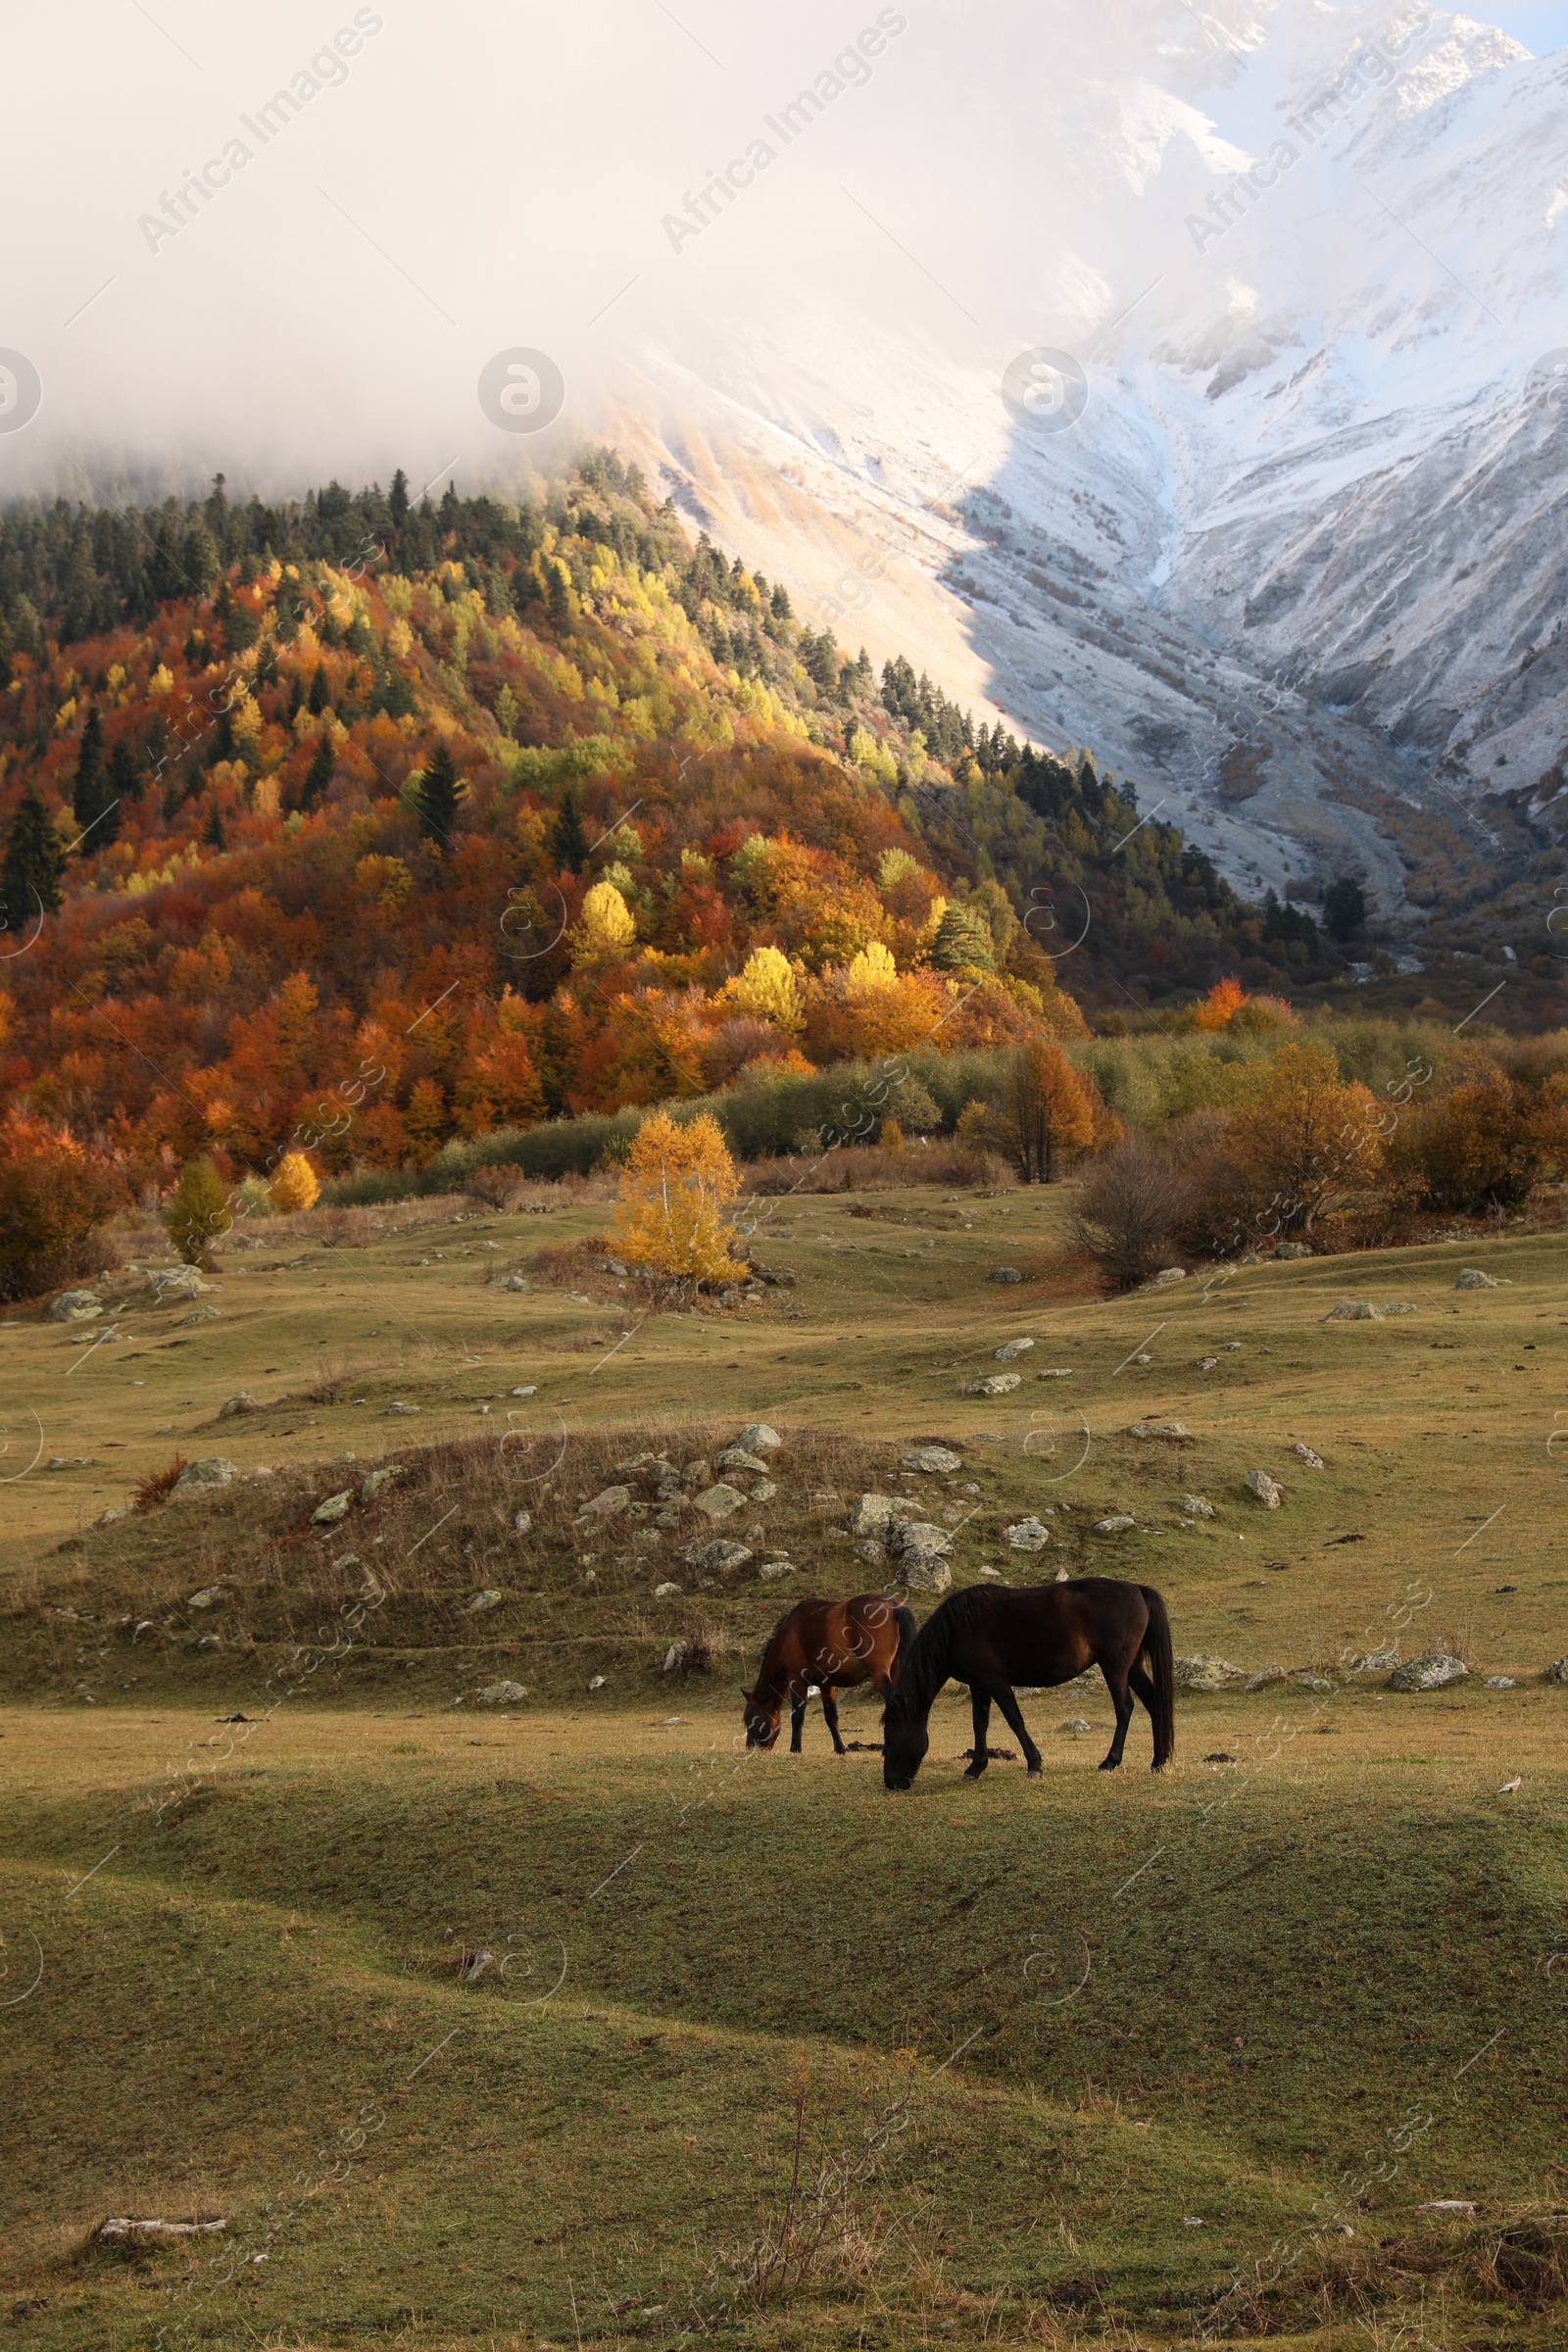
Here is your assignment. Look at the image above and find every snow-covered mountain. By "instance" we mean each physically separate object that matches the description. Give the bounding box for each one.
[607,1,1568,921]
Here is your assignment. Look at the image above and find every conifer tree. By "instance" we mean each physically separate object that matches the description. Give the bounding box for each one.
[1,785,65,924]
[300,732,335,811]
[308,662,330,715]
[108,739,141,808]
[417,742,464,844]
[73,709,105,828]
[550,782,588,873]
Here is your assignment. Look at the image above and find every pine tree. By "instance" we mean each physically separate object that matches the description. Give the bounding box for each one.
[417,742,464,844]
[308,662,330,715]
[207,707,235,766]
[1,786,65,925]
[300,732,335,811]
[550,783,588,874]
[203,796,225,850]
[929,902,996,973]
[73,709,105,827]
[389,468,410,532]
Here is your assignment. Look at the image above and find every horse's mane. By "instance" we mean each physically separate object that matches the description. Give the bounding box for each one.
[890,1588,991,1720]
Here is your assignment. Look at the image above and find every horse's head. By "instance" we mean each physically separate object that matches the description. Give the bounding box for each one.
[881,1690,928,1790]
[741,1687,782,1750]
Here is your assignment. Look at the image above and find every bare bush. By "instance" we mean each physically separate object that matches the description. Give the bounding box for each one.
[743,1142,1014,1195]
[1072,1138,1188,1292]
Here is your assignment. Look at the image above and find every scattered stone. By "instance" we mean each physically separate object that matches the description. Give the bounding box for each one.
[458,1949,493,1984]
[689,1540,753,1576]
[991,1267,1023,1284]
[1544,1658,1568,1687]
[1484,1676,1516,1690]
[1389,1653,1470,1692]
[1182,1494,1215,1519]
[1327,1299,1382,1321]
[46,1456,91,1470]
[904,1557,953,1594]
[964,1372,1022,1396]
[849,1494,914,1539]
[1416,2200,1477,2216]
[1037,1367,1074,1379]
[466,1590,505,1615]
[1294,1672,1335,1694]
[892,1521,953,1567]
[1146,1266,1188,1287]
[1347,1643,1398,1672]
[94,2218,227,2245]
[760,1561,794,1580]
[96,1506,127,1526]
[588,1675,607,1691]
[495,1274,528,1292]
[749,1478,778,1504]
[692,1482,747,1522]
[142,1266,211,1300]
[1293,1444,1325,1468]
[386,1401,420,1415]
[580,1485,632,1519]
[1174,1653,1245,1691]
[511,1384,536,1396]
[362,1465,407,1499]
[1244,1469,1283,1508]
[475,1681,527,1706]
[186,1587,228,1610]
[1274,1242,1312,1259]
[1058,1717,1094,1735]
[1129,1420,1190,1440]
[1455,1267,1500,1290]
[995,1338,1035,1361]
[662,1641,690,1674]
[172,1457,237,1495]
[311,1490,354,1525]
[978,1566,1004,1580]
[1004,1518,1052,1551]
[732,1423,782,1454]
[1245,1667,1287,1691]
[1197,1356,1218,1371]
[857,1539,888,1568]
[49,1290,103,1322]
[715,1446,770,1475]
[1094,1514,1136,1534]
[218,1392,258,1418]
[181,1306,220,1326]
[1382,1302,1420,1315]
[654,1581,682,1598]
[904,1445,962,1475]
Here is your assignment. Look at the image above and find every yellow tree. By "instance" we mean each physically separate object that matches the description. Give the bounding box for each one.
[612,1110,744,1280]
[570,879,637,965]
[269,1151,319,1212]
[1229,1042,1384,1235]
[715,945,805,1033]
[1003,1041,1098,1182]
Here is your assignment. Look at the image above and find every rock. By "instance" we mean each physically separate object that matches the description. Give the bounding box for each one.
[1037,1367,1074,1378]
[1197,1356,1218,1371]
[715,1446,770,1476]
[580,1485,632,1519]
[311,1490,354,1525]
[1174,1653,1245,1691]
[1244,1469,1283,1508]
[849,1494,913,1539]
[386,1401,420,1415]
[690,1540,753,1575]
[1182,1494,1215,1519]
[46,1456,91,1469]
[1274,1242,1312,1259]
[760,1561,794,1580]
[1382,1302,1419,1315]
[49,1289,103,1322]
[1058,1717,1094,1734]
[732,1423,782,1454]
[892,1521,953,1565]
[1455,1268,1499,1290]
[1327,1299,1382,1321]
[1004,1518,1052,1550]
[496,1274,528,1292]
[1094,1514,1136,1534]
[1389,1653,1470,1692]
[681,1459,713,1491]
[1293,1444,1325,1468]
[1245,1666,1287,1690]
[182,1306,220,1326]
[187,1586,228,1610]
[218,1392,258,1418]
[1145,1265,1188,1287]
[692,1482,747,1521]
[964,1372,1022,1396]
[857,1539,888,1568]
[475,1680,527,1705]
[362,1465,407,1499]
[96,1506,127,1526]
[748,1479,778,1504]
[1294,1672,1336,1694]
[143,1265,211,1300]
[466,1590,505,1615]
[991,1266,1023,1284]
[95,2218,227,2244]
[458,1949,494,1984]
[995,1338,1035,1361]
[511,1385,536,1396]
[904,1445,962,1475]
[1348,1642,1398,1673]
[662,1642,690,1674]
[172,1456,237,1495]
[654,1581,682,1598]
[904,1557,953,1594]
[1544,1659,1568,1687]
[588,1675,607,1691]
[1484,1676,1516,1690]
[1129,1420,1190,1440]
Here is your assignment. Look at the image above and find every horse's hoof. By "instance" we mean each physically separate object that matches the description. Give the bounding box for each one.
[1026,1762,1043,1777]
[1098,1757,1122,1772]
[962,1764,987,1780]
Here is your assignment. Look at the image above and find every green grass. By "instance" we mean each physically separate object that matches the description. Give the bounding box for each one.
[3,1188,1567,2346]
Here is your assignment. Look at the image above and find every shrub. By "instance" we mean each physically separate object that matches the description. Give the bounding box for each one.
[1073,1138,1189,1292]
[611,1110,745,1280]
[164,1156,231,1265]
[0,1114,125,1302]
[133,1454,187,1513]
[1384,1072,1568,1213]
[1001,1043,1100,1182]
[268,1151,319,1214]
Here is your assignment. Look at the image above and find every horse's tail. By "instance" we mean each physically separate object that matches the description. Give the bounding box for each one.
[889,1604,918,1691]
[1138,1586,1175,1768]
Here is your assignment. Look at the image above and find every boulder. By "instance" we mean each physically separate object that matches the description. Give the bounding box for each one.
[995,1338,1035,1362]
[689,1540,753,1575]
[760,1561,794,1580]
[905,1557,953,1594]
[1094,1514,1136,1534]
[49,1290,103,1323]
[849,1494,914,1539]
[143,1266,211,1300]
[732,1423,782,1454]
[715,1446,770,1476]
[1004,1518,1051,1551]
[654,1581,682,1598]
[1274,1242,1312,1260]
[1245,1666,1287,1690]
[495,1274,528,1292]
[218,1393,258,1418]
[312,1490,354,1525]
[511,1385,536,1397]
[362,1465,407,1499]
[904,1446,962,1475]
[991,1266,1024,1285]
[172,1456,237,1495]
[964,1372,1022,1396]
[1455,1268,1499,1290]
[692,1482,747,1522]
[748,1479,778,1504]
[513,1509,532,1535]
[1244,1469,1283,1508]
[1174,1653,1245,1691]
[1037,1367,1074,1379]
[187,1586,228,1610]
[857,1540,888,1568]
[892,1520,952,1563]
[1382,1302,1419,1316]
[466,1590,506,1615]
[1182,1494,1215,1519]
[1146,1266,1188,1288]
[1293,1444,1325,1469]
[1129,1420,1190,1440]
[1294,1672,1335,1694]
[1484,1676,1516,1690]
[580,1485,632,1519]
[386,1401,420,1415]
[1327,1299,1381,1321]
[475,1680,527,1705]
[1544,1658,1568,1687]
[1388,1653,1469,1692]
[182,1306,220,1326]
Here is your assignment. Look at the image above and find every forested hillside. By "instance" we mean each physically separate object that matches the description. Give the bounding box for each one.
[0,452,1334,1191]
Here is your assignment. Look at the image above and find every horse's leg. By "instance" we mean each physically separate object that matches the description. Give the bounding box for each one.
[964,1686,993,1777]
[1099,1663,1134,1771]
[1128,1663,1162,1772]
[992,1684,1043,1776]
[821,1685,846,1755]
[790,1692,807,1754]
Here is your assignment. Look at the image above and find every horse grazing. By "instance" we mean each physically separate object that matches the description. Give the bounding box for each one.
[882,1578,1174,1789]
[743,1594,916,1754]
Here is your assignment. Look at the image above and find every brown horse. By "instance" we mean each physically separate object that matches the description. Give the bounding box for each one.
[743,1594,916,1754]
[882,1578,1174,1788]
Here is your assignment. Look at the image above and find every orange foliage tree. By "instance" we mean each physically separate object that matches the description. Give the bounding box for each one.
[611,1110,744,1280]
[0,1112,125,1301]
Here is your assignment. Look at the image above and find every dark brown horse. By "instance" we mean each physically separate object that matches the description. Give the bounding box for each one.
[882,1579,1174,1788]
[743,1594,916,1754]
